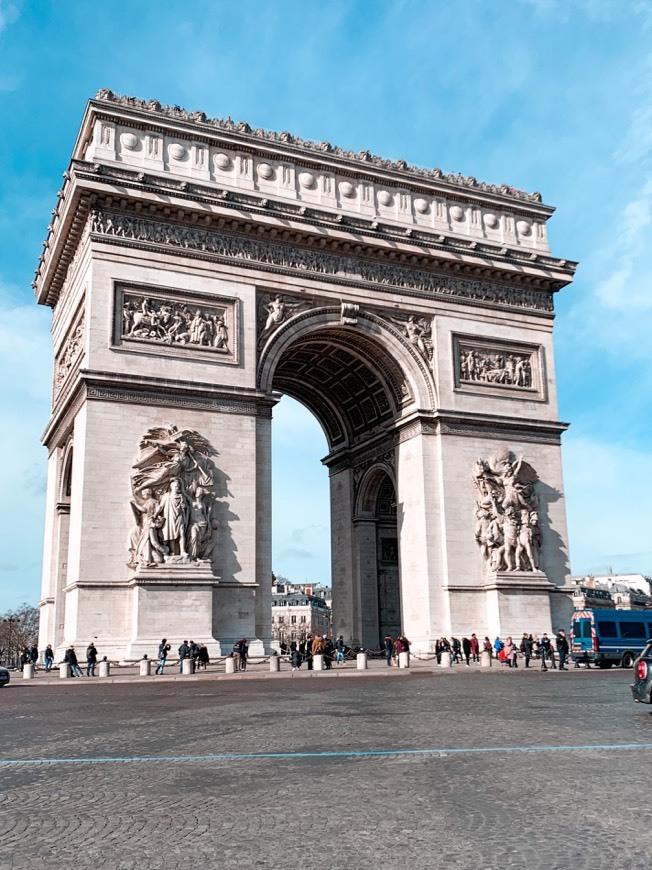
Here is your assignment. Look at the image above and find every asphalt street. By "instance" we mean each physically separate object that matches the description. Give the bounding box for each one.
[1,666,650,869]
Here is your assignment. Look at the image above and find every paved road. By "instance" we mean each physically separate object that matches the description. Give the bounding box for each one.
[1,667,650,869]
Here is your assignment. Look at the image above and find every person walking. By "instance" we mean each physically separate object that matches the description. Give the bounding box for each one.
[178,639,190,673]
[291,647,302,671]
[65,645,83,677]
[44,644,54,672]
[336,635,346,666]
[470,633,480,663]
[504,636,518,668]
[30,644,39,670]
[556,629,569,670]
[520,633,533,668]
[86,642,98,676]
[462,636,472,666]
[384,634,393,666]
[238,639,248,672]
[156,638,171,674]
[493,636,502,659]
[540,633,553,671]
[197,644,210,670]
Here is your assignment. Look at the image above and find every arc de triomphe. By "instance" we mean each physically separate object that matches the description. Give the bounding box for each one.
[35,91,576,660]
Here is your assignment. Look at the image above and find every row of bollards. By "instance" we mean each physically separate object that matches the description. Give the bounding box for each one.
[23,649,491,680]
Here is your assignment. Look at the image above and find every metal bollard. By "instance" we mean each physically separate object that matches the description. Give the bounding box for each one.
[60,662,70,679]
[269,656,280,672]
[225,657,235,674]
[313,654,324,671]
[398,651,410,669]
[140,659,151,677]
[181,658,194,676]
[99,660,110,678]
[356,652,368,670]
[23,663,35,680]
[481,650,492,668]
[439,651,452,669]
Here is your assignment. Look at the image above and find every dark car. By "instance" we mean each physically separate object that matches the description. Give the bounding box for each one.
[630,640,652,703]
[0,667,10,688]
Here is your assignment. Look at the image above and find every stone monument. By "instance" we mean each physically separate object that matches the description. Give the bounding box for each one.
[34,90,576,660]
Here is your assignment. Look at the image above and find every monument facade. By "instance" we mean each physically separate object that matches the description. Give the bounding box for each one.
[35,91,576,660]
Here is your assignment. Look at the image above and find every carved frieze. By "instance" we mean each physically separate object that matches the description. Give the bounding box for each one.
[128,425,220,569]
[91,210,554,313]
[384,312,434,364]
[472,446,542,574]
[114,282,239,364]
[453,334,545,400]
[53,308,85,401]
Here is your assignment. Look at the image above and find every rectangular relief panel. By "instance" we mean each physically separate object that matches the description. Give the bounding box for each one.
[452,333,546,401]
[113,282,240,365]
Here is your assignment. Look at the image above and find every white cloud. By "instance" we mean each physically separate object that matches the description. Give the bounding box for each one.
[0,0,19,35]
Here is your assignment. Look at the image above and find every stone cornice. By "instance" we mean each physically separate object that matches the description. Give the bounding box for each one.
[42,370,277,448]
[34,162,576,309]
[91,89,545,206]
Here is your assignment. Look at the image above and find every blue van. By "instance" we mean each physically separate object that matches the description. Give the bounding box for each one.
[571,608,652,669]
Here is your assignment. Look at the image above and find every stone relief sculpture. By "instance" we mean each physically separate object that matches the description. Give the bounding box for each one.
[53,312,85,398]
[257,293,312,344]
[121,293,230,353]
[472,446,541,573]
[387,313,433,363]
[128,425,219,568]
[460,346,532,388]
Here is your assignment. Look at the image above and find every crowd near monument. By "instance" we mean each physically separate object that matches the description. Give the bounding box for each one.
[34,91,576,661]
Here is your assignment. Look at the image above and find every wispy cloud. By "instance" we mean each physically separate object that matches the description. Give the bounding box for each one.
[0,0,19,35]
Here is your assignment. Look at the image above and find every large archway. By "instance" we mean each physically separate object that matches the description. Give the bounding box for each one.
[261,308,429,647]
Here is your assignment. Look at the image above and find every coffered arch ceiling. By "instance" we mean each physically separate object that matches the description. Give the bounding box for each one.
[271,328,411,450]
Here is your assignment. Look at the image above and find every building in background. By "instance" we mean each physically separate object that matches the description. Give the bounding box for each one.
[570,574,652,611]
[271,580,332,646]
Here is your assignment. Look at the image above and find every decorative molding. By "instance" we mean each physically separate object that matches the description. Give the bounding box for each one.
[94,89,543,203]
[256,292,314,346]
[453,333,545,401]
[114,281,239,365]
[89,209,555,313]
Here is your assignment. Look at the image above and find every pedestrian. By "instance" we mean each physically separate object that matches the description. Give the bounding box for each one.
[65,645,83,677]
[189,640,200,672]
[30,644,39,669]
[504,636,518,668]
[462,636,472,666]
[556,629,569,670]
[239,638,248,671]
[493,636,502,659]
[324,636,334,669]
[44,644,54,672]
[540,633,554,671]
[483,636,493,656]
[178,639,190,673]
[232,639,242,671]
[470,633,480,663]
[20,647,29,672]
[291,647,302,671]
[86,641,98,676]
[156,638,171,674]
[451,637,461,664]
[520,633,533,668]
[336,635,346,665]
[197,644,210,670]
[384,634,393,666]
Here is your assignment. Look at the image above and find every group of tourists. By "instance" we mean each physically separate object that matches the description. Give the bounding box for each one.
[155,639,212,674]
[383,634,412,666]
[492,630,571,670]
[285,635,347,670]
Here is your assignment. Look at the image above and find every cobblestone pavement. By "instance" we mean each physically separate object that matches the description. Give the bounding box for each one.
[1,667,650,869]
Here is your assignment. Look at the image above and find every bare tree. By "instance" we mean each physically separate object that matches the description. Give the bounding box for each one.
[0,603,39,666]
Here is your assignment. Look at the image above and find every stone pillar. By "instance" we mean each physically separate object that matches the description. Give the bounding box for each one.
[23,663,35,680]
[99,660,110,678]
[60,662,70,679]
[269,655,280,672]
[356,652,368,670]
[139,659,151,677]
[398,651,410,669]
[481,650,492,668]
[439,651,452,668]
[313,654,324,671]
[181,658,194,675]
[354,519,380,648]
[225,657,235,674]
[330,468,356,644]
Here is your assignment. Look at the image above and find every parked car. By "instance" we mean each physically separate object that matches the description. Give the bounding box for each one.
[630,641,652,703]
[0,667,10,688]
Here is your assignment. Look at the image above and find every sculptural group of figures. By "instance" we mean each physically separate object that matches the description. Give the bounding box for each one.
[122,296,229,351]
[460,348,532,387]
[127,426,219,569]
[472,446,541,573]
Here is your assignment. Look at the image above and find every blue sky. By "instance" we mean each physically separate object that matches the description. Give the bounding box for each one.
[1,0,651,609]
